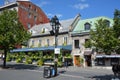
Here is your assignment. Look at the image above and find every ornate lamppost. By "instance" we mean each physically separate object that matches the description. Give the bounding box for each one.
[50,15,61,76]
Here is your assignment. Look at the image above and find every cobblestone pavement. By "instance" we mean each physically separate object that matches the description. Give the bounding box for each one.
[0,61,119,80]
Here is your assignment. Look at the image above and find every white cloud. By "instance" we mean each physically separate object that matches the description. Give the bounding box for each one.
[73,3,89,10]
[37,1,50,7]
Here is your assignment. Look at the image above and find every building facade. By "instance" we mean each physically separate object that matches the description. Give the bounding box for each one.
[11,15,118,67]
[0,0,49,30]
[71,16,117,67]
[11,14,80,66]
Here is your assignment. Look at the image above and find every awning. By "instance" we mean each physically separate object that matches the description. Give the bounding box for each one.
[84,51,92,55]
[96,54,120,58]
[10,45,72,52]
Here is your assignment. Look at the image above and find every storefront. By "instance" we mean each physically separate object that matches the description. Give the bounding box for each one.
[11,45,73,66]
[95,54,120,66]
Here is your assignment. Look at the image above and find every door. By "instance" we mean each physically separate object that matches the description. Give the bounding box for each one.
[74,56,80,66]
[84,55,91,66]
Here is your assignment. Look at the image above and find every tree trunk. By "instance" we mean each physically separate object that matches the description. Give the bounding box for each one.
[3,49,7,68]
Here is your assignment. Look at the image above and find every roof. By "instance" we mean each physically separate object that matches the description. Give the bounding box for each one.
[29,14,80,36]
[10,45,72,52]
[72,16,114,34]
[29,19,74,36]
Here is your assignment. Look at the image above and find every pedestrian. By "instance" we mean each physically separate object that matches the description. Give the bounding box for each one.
[64,59,68,68]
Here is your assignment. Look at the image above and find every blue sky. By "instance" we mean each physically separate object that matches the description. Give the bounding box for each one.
[0,0,120,20]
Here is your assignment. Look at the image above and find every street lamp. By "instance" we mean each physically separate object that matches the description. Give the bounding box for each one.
[50,15,61,76]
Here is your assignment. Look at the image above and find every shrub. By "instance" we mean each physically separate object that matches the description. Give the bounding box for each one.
[6,56,11,62]
[37,60,43,66]
[16,58,22,63]
[25,57,32,64]
[57,61,62,67]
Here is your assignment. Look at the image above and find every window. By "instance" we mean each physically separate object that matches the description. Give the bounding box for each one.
[38,40,42,47]
[111,58,119,65]
[27,23,31,29]
[63,37,67,45]
[28,13,31,18]
[96,58,105,65]
[32,40,34,46]
[34,8,37,12]
[28,4,31,9]
[41,28,45,33]
[84,23,91,30]
[74,40,79,48]
[47,39,49,46]
[34,16,37,22]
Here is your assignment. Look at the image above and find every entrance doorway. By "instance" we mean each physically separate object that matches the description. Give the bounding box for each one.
[84,55,91,66]
[74,56,80,66]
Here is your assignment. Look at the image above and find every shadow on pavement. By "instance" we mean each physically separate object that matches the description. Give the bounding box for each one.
[90,74,120,80]
[59,70,66,74]
[0,63,39,70]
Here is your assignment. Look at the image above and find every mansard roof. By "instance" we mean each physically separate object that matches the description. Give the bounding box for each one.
[72,16,114,34]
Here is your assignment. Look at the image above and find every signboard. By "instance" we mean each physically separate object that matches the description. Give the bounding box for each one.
[54,48,60,54]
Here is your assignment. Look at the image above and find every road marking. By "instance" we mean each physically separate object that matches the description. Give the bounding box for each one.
[60,74,87,79]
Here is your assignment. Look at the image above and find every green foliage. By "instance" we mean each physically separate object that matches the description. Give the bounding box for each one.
[65,53,72,58]
[0,9,31,67]
[57,61,62,67]
[43,53,54,59]
[113,9,120,54]
[84,39,92,48]
[6,53,11,62]
[25,56,32,64]
[0,9,31,50]
[62,42,67,46]
[80,57,84,64]
[16,58,22,63]
[37,60,43,66]
[90,18,118,54]
[113,9,120,38]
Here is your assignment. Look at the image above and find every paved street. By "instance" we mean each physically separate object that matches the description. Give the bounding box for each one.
[0,61,119,80]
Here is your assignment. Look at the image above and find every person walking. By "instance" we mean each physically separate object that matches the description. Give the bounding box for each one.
[64,59,68,68]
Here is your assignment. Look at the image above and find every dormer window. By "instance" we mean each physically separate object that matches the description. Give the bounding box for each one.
[105,20,110,27]
[41,28,45,33]
[84,23,91,30]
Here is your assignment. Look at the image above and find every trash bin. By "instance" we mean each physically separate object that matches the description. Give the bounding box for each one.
[43,67,51,78]
[50,66,55,77]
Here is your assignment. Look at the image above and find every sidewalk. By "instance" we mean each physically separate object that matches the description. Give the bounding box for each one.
[92,66,112,70]
[58,66,112,73]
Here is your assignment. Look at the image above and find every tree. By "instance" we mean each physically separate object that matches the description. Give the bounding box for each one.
[90,19,118,55]
[88,9,120,55]
[0,9,31,68]
[113,9,120,54]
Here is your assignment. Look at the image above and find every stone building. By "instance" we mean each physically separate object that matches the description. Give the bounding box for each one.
[71,16,115,67]
[11,14,80,66]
